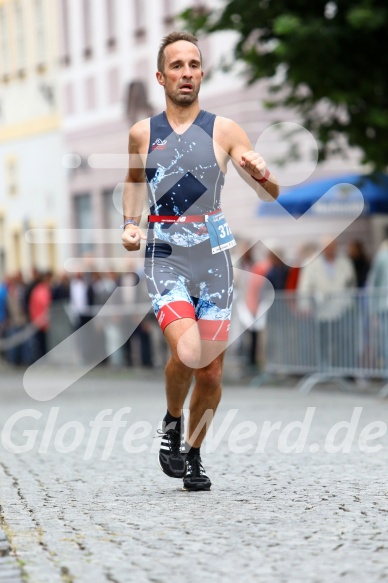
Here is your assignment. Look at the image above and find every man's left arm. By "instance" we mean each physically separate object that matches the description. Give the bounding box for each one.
[217,118,280,201]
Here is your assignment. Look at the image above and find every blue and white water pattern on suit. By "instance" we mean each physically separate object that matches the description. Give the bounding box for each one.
[145,110,225,247]
[143,110,233,337]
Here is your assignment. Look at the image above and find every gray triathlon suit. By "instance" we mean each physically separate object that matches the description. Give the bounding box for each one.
[144,110,234,340]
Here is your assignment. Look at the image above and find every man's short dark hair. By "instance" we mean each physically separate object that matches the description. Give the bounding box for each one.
[157,31,202,73]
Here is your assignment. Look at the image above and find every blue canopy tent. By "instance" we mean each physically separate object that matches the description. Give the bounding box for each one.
[258,173,388,217]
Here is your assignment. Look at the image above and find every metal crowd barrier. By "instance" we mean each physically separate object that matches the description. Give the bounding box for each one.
[4,290,388,395]
[263,289,388,395]
[47,300,160,367]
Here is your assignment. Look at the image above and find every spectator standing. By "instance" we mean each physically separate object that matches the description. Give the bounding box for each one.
[265,252,289,291]
[69,273,94,329]
[6,274,29,365]
[366,239,388,369]
[264,251,289,366]
[0,279,7,327]
[0,279,8,359]
[23,268,41,321]
[121,263,154,368]
[242,249,274,369]
[285,243,318,291]
[69,273,94,363]
[52,272,70,302]
[29,272,53,361]
[347,239,370,288]
[297,239,356,367]
[93,271,122,365]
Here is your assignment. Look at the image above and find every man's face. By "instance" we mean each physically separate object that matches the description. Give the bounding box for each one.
[156,40,204,107]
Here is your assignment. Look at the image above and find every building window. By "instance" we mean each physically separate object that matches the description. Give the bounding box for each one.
[5,156,19,197]
[73,194,94,256]
[163,0,175,27]
[107,68,120,104]
[82,0,93,59]
[103,188,121,229]
[64,83,75,115]
[34,0,46,69]
[133,0,146,42]
[126,80,153,122]
[60,0,71,65]
[85,76,96,110]
[103,187,122,257]
[14,1,26,74]
[0,6,10,80]
[106,0,116,50]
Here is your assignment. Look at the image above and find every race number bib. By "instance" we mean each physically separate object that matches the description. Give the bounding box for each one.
[205,210,236,254]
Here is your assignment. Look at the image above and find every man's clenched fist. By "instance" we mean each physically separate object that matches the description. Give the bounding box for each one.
[240,151,267,180]
[122,225,147,251]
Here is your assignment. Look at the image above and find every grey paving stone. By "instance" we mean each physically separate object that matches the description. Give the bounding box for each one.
[0,530,22,582]
[0,369,388,582]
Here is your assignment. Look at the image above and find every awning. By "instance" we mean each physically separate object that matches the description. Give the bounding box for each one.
[258,173,388,217]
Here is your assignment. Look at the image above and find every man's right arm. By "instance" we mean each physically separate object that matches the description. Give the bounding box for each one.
[214,117,280,202]
[122,121,148,251]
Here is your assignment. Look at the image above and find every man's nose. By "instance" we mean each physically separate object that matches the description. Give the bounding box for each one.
[182,64,192,77]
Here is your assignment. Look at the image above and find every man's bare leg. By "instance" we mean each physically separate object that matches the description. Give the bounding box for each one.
[159,318,228,490]
[157,317,200,479]
[163,318,200,415]
[163,323,226,433]
[184,340,227,491]
[187,347,226,448]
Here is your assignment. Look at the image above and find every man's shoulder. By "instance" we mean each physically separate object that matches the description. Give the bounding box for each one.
[214,116,245,144]
[130,117,151,137]
[214,115,240,130]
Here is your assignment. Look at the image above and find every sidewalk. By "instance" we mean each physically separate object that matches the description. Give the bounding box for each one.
[0,368,388,582]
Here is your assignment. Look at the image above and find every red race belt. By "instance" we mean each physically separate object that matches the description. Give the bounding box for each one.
[148,209,220,223]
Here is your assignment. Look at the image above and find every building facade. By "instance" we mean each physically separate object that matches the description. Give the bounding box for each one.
[61,0,233,269]
[0,0,68,278]
[60,0,371,272]
[0,0,374,280]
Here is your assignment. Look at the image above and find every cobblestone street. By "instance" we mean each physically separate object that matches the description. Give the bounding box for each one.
[1,366,388,582]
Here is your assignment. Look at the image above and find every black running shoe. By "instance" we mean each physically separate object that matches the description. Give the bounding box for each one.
[183,454,211,491]
[158,427,186,479]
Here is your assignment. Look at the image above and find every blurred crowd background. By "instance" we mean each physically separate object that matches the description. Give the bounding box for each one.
[0,0,387,381]
[1,236,388,375]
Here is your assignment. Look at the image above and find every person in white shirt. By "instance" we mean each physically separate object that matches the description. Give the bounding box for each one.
[297,238,356,367]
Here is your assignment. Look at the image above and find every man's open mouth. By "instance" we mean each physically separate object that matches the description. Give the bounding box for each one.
[180,84,193,90]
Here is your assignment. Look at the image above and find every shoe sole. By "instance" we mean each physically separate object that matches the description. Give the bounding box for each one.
[182,485,211,492]
[158,455,186,479]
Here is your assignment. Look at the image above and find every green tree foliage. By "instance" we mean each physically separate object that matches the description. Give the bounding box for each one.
[181,1,388,170]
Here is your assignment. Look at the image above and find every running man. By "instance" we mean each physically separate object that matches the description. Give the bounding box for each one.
[122,32,279,491]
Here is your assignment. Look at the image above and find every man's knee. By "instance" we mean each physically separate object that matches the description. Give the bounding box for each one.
[176,340,202,369]
[195,360,223,390]
[165,319,202,368]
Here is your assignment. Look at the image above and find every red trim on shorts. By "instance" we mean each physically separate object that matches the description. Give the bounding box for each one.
[156,302,230,341]
[157,301,195,332]
[197,319,230,341]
